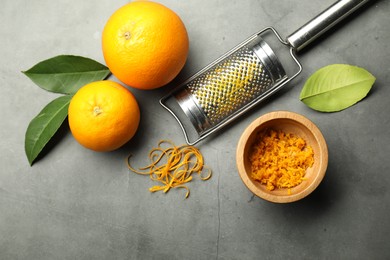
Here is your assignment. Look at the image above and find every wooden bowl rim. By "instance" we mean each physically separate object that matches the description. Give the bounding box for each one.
[236,111,328,203]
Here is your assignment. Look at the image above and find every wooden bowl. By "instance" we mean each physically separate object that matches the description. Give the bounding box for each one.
[236,111,328,203]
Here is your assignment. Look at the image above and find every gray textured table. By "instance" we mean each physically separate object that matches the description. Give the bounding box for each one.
[1,0,389,259]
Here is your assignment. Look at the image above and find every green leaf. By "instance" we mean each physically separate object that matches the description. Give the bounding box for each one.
[300,64,376,112]
[25,95,72,166]
[22,55,110,94]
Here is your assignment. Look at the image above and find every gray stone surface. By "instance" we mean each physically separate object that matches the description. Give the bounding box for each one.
[1,0,389,259]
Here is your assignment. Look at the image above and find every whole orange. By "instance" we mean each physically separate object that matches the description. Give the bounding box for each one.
[102,1,189,90]
[68,80,140,152]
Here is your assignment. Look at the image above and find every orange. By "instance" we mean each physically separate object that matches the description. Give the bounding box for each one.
[68,80,140,152]
[102,1,189,90]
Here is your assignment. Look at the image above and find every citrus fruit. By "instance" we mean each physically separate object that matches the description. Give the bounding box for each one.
[102,1,189,90]
[68,80,140,152]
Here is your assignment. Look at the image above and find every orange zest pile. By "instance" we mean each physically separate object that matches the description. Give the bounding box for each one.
[249,129,314,194]
[127,140,211,198]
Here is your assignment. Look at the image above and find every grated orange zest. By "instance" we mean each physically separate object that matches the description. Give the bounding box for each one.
[249,129,314,194]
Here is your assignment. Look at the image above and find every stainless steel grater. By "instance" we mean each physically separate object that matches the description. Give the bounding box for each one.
[175,36,288,135]
[160,0,370,145]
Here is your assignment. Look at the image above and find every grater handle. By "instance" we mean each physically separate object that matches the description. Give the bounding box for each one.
[286,0,370,52]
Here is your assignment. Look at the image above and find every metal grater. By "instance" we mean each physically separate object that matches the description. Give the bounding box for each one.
[175,37,286,135]
[160,0,369,145]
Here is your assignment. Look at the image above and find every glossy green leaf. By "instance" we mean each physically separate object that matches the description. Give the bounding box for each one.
[25,95,72,166]
[300,64,376,112]
[22,55,110,94]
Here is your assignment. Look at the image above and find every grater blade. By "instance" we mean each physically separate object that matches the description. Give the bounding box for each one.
[175,36,286,135]
[160,28,301,145]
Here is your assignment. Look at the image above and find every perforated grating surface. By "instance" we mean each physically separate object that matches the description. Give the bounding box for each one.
[186,46,273,125]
